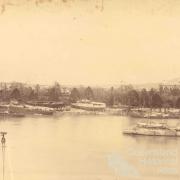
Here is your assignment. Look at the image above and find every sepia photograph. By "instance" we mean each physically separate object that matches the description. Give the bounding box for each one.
[0,0,180,180]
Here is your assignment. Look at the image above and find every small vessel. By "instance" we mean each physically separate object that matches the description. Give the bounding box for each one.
[9,104,54,116]
[123,120,180,137]
[137,121,167,129]
[0,110,25,118]
[10,112,25,117]
[143,112,171,119]
[129,111,144,118]
[71,100,106,111]
[129,109,180,119]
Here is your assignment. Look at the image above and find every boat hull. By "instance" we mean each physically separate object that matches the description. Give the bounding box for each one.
[123,128,180,137]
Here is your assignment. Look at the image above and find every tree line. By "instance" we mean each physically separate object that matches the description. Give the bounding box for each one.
[2,82,180,109]
[0,82,65,102]
[70,85,180,109]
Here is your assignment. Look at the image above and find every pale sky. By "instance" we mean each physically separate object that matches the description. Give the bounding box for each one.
[0,0,180,85]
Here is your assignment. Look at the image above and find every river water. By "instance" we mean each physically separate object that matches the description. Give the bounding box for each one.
[0,114,180,180]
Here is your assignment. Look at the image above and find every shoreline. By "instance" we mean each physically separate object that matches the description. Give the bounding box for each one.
[1,102,180,119]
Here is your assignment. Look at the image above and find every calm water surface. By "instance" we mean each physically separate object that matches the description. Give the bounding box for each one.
[0,114,180,180]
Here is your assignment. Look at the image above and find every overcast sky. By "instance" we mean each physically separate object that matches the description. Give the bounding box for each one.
[0,0,180,85]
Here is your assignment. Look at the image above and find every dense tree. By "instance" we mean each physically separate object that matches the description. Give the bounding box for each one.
[176,98,180,108]
[170,88,180,96]
[47,82,62,101]
[35,84,40,99]
[28,90,37,100]
[107,87,115,106]
[70,88,80,102]
[93,88,106,102]
[54,82,61,96]
[48,87,59,101]
[159,85,164,94]
[84,86,94,100]
[151,93,163,109]
[163,99,173,112]
[118,93,128,105]
[10,88,21,100]
[140,88,149,107]
[127,90,139,107]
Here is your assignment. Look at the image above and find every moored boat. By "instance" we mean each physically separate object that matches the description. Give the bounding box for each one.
[71,100,106,111]
[123,127,178,136]
[129,109,180,119]
[123,121,180,137]
[10,112,25,117]
[0,111,25,118]
[9,104,54,115]
[137,121,167,129]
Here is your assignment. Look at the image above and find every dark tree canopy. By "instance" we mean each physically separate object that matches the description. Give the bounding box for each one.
[84,86,94,100]
[163,99,173,112]
[48,82,62,101]
[170,88,180,96]
[28,90,37,100]
[128,90,139,107]
[70,88,80,102]
[176,98,180,108]
[140,88,149,107]
[10,88,21,100]
[48,88,58,101]
[107,87,115,106]
[151,93,163,108]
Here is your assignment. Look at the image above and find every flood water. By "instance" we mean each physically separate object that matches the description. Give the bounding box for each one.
[0,114,180,180]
